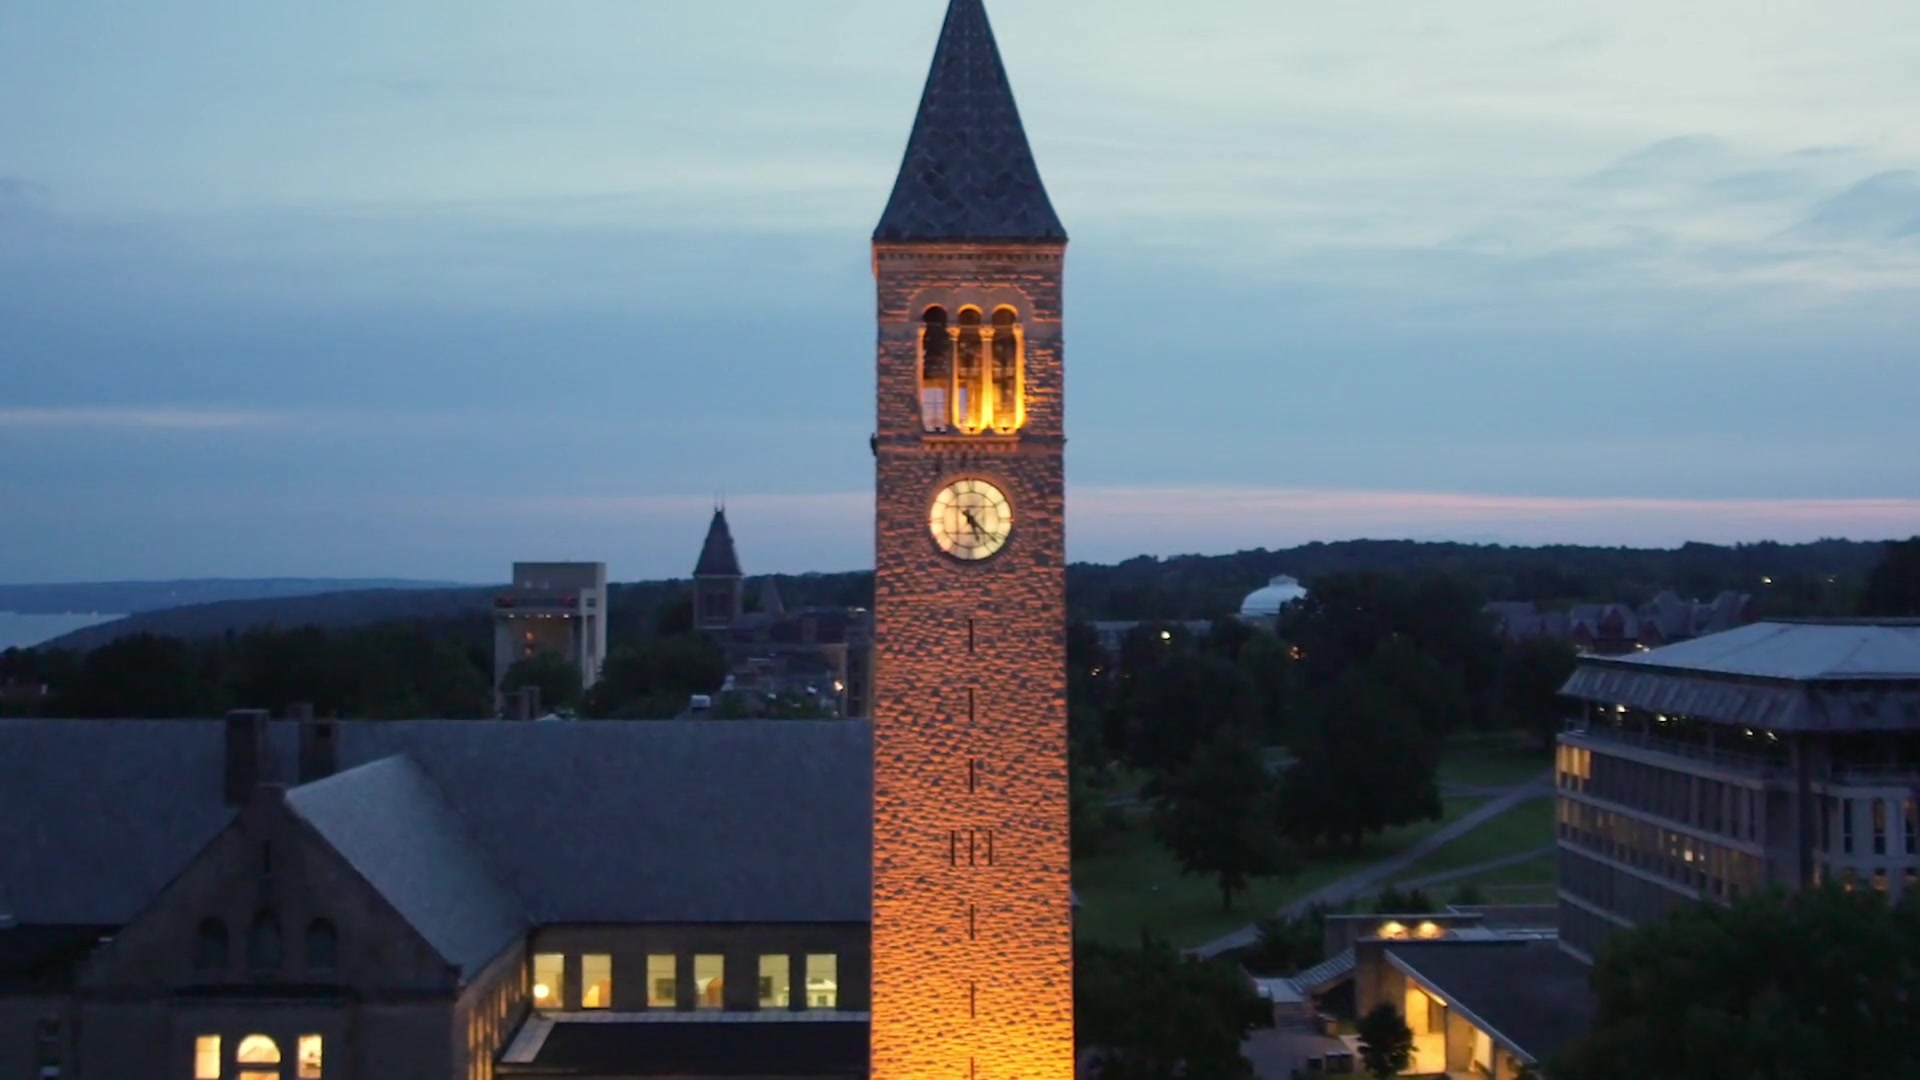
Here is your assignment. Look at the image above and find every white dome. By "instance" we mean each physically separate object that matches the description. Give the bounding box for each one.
[1240,575,1308,619]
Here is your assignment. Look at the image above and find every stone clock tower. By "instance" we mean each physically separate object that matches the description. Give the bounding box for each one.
[869,1,1072,1077]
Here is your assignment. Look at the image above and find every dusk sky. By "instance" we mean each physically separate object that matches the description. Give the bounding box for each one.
[4,0,1919,584]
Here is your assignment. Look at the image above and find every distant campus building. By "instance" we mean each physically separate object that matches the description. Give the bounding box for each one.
[491,562,608,713]
[1487,589,1756,655]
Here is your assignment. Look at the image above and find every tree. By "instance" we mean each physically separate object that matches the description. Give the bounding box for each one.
[52,633,205,718]
[1372,885,1435,914]
[1448,882,1489,906]
[1238,905,1330,976]
[1553,885,1920,1080]
[1236,629,1298,744]
[1076,934,1271,1079]
[1070,768,1124,858]
[1124,651,1261,774]
[1860,537,1920,617]
[1356,1003,1414,1078]
[502,651,586,713]
[1152,730,1295,911]
[1495,635,1579,746]
[583,635,727,718]
[1277,651,1444,849]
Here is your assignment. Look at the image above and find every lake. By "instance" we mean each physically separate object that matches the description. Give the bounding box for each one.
[0,612,126,651]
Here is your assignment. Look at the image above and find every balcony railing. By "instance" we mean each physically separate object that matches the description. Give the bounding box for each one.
[1563,720,1788,777]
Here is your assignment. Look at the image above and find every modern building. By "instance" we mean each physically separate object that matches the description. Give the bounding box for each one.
[0,713,871,1080]
[1555,619,1920,961]
[690,509,874,720]
[867,0,1074,1073]
[491,562,608,713]
[1238,575,1309,629]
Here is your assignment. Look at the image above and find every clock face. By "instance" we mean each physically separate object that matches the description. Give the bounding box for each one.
[929,478,1013,561]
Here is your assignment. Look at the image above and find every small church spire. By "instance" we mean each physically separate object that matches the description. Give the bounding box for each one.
[874,0,1066,243]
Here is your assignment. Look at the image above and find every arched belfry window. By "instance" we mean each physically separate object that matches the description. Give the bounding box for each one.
[919,306,950,432]
[194,917,229,971]
[247,911,283,972]
[989,306,1025,433]
[953,308,986,433]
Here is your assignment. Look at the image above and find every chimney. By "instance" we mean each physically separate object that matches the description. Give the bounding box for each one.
[298,719,339,784]
[223,709,270,806]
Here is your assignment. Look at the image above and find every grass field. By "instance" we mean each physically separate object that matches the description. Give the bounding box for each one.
[1436,732,1553,789]
[1072,797,1483,949]
[1391,795,1556,884]
[1433,851,1558,905]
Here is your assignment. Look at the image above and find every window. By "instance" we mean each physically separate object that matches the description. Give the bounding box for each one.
[805,954,838,1009]
[953,308,984,432]
[236,1034,279,1080]
[920,306,950,432]
[305,919,338,971]
[1843,799,1855,854]
[532,953,564,1008]
[648,954,677,1008]
[195,918,229,971]
[988,306,1023,433]
[247,912,282,972]
[582,954,612,1009]
[759,954,791,1009]
[35,1018,60,1070]
[1874,800,1888,855]
[695,954,725,1009]
[1906,799,1916,855]
[296,1035,322,1080]
[195,1035,222,1080]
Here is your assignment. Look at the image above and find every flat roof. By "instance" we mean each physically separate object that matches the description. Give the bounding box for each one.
[1579,621,1920,682]
[1388,941,1593,1065]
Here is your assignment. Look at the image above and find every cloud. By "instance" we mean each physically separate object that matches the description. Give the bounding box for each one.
[0,407,283,431]
[1796,170,1920,239]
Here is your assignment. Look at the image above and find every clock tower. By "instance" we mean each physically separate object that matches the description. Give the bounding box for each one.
[869,2,1072,1078]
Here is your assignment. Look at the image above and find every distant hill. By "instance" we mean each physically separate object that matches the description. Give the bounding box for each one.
[0,578,471,616]
[19,538,1896,652]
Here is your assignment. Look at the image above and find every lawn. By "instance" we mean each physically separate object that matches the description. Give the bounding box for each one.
[1390,795,1557,884]
[1072,797,1483,949]
[1436,732,1553,790]
[1434,852,1558,905]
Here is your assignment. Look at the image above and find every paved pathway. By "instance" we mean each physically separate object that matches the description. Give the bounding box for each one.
[1190,770,1553,958]
[1392,844,1557,890]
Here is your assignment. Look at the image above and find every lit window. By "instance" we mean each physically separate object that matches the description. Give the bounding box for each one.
[695,954,725,1009]
[758,954,791,1009]
[195,1035,221,1080]
[305,919,338,971]
[236,1034,279,1080]
[805,954,838,1010]
[532,953,563,1009]
[647,954,677,1008]
[297,1035,322,1080]
[582,954,612,1009]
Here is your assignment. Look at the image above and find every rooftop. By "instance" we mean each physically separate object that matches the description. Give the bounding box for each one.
[0,718,873,931]
[873,0,1065,243]
[502,1013,869,1076]
[1581,620,1920,682]
[1387,940,1594,1065]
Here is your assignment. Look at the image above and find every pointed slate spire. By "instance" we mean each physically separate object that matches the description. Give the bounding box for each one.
[874,0,1066,243]
[693,508,743,578]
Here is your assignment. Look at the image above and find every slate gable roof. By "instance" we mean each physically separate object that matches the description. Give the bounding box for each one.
[0,719,873,932]
[694,509,743,578]
[286,755,527,977]
[873,0,1066,243]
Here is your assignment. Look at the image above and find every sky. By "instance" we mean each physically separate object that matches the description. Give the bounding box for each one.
[3,0,1920,584]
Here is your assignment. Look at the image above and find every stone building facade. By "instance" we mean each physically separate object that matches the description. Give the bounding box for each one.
[868,1,1074,1076]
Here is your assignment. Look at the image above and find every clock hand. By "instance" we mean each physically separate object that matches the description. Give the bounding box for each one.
[962,508,986,538]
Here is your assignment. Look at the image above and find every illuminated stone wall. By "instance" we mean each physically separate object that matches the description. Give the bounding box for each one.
[871,242,1074,1078]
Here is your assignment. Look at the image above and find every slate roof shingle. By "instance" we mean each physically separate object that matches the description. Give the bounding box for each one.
[694,509,743,578]
[285,755,527,977]
[0,719,874,932]
[873,0,1066,243]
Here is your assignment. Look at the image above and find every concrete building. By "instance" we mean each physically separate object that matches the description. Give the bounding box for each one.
[1554,618,1920,961]
[491,562,608,713]
[867,0,1074,1073]
[0,713,871,1080]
